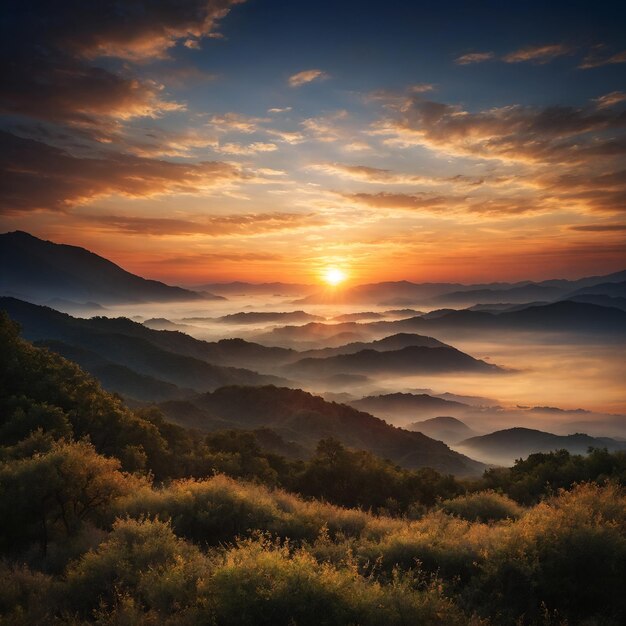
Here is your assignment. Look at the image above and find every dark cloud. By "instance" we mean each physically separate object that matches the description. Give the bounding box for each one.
[0,131,241,213]
[81,212,327,236]
[0,1,241,128]
[377,97,626,164]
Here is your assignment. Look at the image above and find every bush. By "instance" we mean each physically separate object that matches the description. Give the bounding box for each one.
[440,490,523,522]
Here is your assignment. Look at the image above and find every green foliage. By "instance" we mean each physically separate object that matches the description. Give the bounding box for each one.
[0,440,140,557]
[440,490,523,522]
[481,447,626,504]
[292,438,462,513]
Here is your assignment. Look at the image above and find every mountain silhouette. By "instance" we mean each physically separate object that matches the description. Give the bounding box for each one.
[0,231,217,305]
[286,345,501,378]
[0,298,291,399]
[350,393,472,424]
[457,427,626,465]
[408,416,478,444]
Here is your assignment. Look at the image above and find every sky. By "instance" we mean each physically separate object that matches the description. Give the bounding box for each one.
[1,0,625,285]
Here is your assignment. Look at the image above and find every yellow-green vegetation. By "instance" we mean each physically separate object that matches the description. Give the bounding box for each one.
[2,311,626,625]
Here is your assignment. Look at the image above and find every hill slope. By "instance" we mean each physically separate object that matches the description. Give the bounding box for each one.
[287,345,501,378]
[0,231,216,304]
[0,298,289,397]
[159,386,486,475]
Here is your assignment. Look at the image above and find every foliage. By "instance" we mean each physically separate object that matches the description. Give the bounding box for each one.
[439,490,523,522]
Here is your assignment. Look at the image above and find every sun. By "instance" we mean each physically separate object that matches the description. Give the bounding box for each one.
[323,267,347,286]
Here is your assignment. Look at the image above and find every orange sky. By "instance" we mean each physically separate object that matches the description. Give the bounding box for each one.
[1,0,625,285]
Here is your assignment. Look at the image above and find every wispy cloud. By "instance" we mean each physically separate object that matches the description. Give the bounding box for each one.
[579,49,626,69]
[288,69,329,87]
[455,51,495,65]
[593,91,626,109]
[503,43,572,64]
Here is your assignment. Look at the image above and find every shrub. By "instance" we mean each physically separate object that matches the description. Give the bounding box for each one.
[440,490,523,522]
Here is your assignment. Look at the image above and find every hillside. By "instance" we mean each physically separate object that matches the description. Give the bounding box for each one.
[287,345,501,378]
[350,393,472,423]
[159,386,486,476]
[0,231,214,305]
[457,427,626,465]
[408,416,478,444]
[294,332,449,359]
[0,298,290,397]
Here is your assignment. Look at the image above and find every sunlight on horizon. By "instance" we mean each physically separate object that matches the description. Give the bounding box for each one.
[322,267,347,286]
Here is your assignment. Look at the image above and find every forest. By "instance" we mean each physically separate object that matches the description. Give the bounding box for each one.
[1,311,625,625]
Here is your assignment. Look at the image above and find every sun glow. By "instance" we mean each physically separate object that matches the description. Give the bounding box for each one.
[323,267,347,286]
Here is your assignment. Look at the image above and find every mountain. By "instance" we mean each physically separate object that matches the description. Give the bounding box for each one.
[216,311,324,324]
[293,270,626,306]
[563,294,626,311]
[0,298,291,398]
[0,231,216,304]
[457,427,626,465]
[565,280,626,299]
[350,393,472,424]
[158,385,486,475]
[294,333,450,360]
[286,345,501,379]
[434,284,565,305]
[408,416,478,444]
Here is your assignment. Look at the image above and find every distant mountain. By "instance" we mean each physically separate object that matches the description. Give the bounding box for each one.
[331,309,424,322]
[216,311,324,324]
[0,231,216,304]
[563,294,626,311]
[408,416,478,444]
[287,345,501,379]
[35,339,194,403]
[434,284,564,305]
[294,270,626,306]
[255,301,626,349]
[565,280,626,299]
[294,333,450,360]
[158,385,485,475]
[350,393,472,424]
[0,298,291,399]
[457,427,626,465]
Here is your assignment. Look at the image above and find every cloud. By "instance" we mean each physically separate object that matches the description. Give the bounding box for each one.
[33,0,244,62]
[207,112,268,133]
[372,97,626,164]
[455,52,495,65]
[579,49,626,69]
[1,1,243,130]
[309,163,427,184]
[503,43,572,64]
[569,224,626,232]
[288,69,329,87]
[81,211,327,237]
[344,192,449,211]
[594,91,626,109]
[268,107,292,114]
[0,131,242,213]
[301,111,349,142]
[215,142,278,155]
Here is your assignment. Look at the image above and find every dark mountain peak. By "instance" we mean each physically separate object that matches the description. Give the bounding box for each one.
[0,231,217,305]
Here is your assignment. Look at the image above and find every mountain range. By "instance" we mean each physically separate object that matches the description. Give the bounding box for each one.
[158,385,486,475]
[295,270,626,306]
